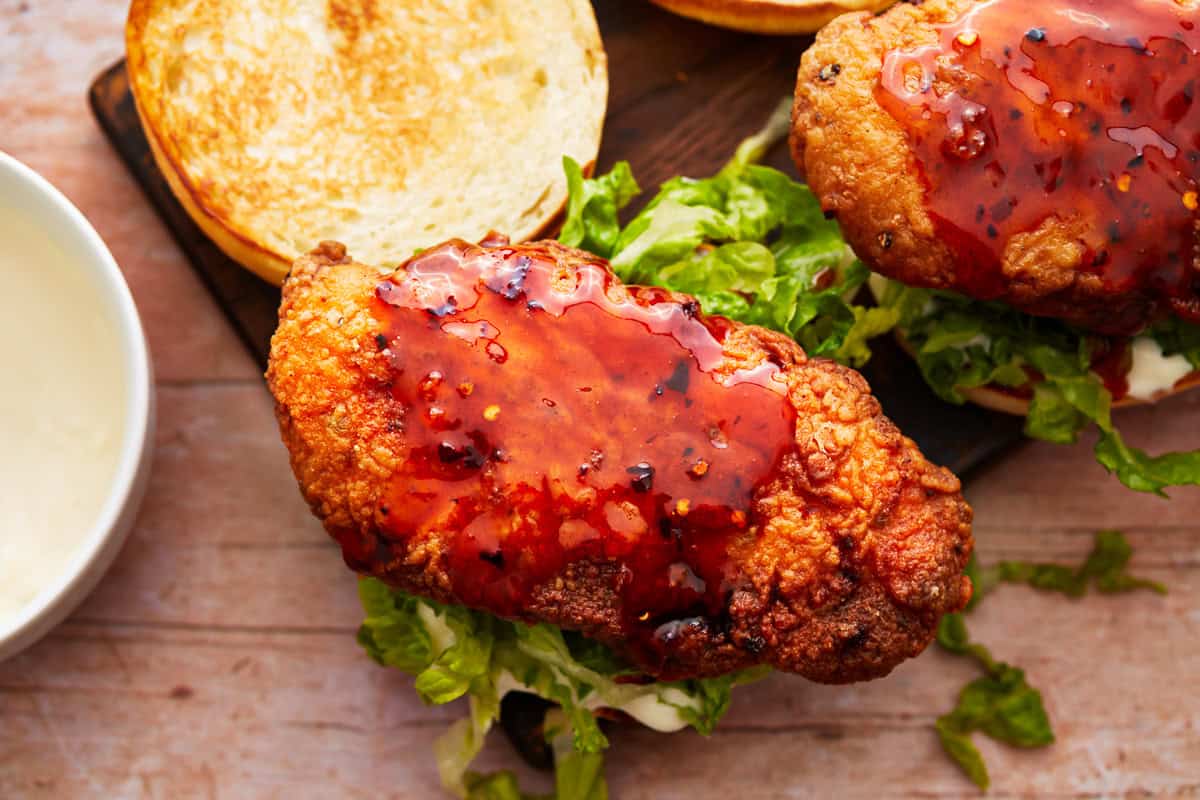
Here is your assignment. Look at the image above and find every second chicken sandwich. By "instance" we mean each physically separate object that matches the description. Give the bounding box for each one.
[793,0,1200,493]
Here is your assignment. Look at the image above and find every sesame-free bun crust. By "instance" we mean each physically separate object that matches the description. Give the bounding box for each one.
[650,0,894,34]
[126,0,607,285]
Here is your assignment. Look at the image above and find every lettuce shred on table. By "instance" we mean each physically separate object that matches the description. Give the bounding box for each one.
[935,530,1165,791]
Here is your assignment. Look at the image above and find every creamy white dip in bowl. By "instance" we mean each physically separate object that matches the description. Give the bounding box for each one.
[0,152,153,662]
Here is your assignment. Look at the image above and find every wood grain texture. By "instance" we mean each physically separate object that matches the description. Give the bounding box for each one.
[1,1,1198,798]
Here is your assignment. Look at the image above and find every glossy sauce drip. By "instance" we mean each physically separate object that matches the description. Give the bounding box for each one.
[877,0,1200,325]
[369,241,796,667]
[1088,337,1133,398]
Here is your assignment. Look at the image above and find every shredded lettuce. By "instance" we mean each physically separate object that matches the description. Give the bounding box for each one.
[935,614,1054,792]
[936,531,1165,790]
[875,279,1200,495]
[1150,317,1200,371]
[358,579,762,799]
[967,530,1167,600]
[559,100,885,367]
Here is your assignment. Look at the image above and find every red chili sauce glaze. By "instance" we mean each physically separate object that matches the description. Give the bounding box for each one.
[1088,336,1134,398]
[368,240,796,666]
[876,0,1200,330]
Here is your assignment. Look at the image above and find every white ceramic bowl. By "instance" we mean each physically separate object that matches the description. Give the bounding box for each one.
[0,152,154,662]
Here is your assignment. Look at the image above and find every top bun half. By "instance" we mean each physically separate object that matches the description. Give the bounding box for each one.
[127,0,607,284]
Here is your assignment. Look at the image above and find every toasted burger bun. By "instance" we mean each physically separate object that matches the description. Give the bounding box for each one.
[962,374,1200,416]
[649,0,895,35]
[893,333,1200,416]
[126,0,607,285]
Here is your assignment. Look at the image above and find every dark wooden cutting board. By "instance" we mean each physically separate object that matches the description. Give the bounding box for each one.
[87,0,1023,477]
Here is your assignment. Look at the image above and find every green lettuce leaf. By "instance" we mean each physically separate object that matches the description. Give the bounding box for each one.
[442,693,502,796]
[936,657,1054,792]
[460,712,608,800]
[559,158,640,259]
[1094,432,1200,496]
[558,99,886,365]
[357,577,434,672]
[357,579,758,799]
[1150,317,1200,370]
[463,770,529,800]
[937,530,1165,790]
[936,611,1055,792]
[877,280,1200,494]
[544,710,609,800]
[967,530,1166,599]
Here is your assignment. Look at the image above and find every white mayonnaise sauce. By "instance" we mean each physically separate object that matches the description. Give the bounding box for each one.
[0,207,126,623]
[495,670,692,733]
[1126,337,1194,402]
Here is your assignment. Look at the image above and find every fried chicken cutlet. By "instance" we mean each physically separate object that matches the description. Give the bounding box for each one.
[792,0,1200,336]
[266,238,972,682]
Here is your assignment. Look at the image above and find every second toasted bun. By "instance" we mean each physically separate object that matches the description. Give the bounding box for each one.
[893,333,1200,416]
[650,0,895,35]
[961,374,1200,416]
[126,0,607,285]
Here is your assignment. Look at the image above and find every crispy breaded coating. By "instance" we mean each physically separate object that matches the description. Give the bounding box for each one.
[267,239,972,682]
[792,0,1200,336]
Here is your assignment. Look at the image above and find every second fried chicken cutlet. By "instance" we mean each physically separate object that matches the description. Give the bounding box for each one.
[793,0,1200,336]
[267,238,972,682]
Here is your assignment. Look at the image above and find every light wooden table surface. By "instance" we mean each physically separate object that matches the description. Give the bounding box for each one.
[2,3,1198,797]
